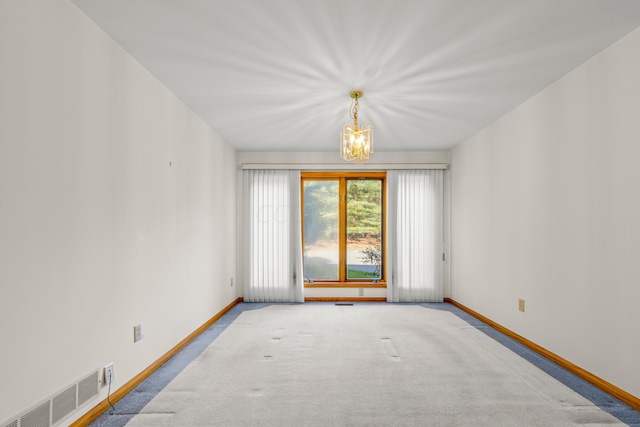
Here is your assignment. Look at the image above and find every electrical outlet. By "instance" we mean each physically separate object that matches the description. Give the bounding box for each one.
[134,324,143,343]
[518,299,525,312]
[230,277,234,287]
[103,363,115,385]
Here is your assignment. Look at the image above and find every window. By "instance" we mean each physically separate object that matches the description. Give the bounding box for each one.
[302,172,385,286]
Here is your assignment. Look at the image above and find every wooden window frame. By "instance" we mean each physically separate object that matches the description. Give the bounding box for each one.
[301,172,387,288]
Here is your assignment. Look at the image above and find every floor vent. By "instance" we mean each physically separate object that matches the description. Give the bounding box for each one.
[1,369,99,427]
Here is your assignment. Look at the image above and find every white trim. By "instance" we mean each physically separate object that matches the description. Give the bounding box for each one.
[241,162,448,170]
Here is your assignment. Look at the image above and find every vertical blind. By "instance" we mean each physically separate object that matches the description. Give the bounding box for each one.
[243,169,443,303]
[243,170,303,302]
[387,170,444,302]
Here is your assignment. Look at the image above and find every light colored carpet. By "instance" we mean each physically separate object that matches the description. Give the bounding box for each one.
[125,304,624,426]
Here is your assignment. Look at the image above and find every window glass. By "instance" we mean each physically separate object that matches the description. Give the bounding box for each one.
[346,180,382,280]
[303,180,339,281]
[302,174,384,284]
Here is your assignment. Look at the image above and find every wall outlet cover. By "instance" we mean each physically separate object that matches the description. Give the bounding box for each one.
[104,363,114,385]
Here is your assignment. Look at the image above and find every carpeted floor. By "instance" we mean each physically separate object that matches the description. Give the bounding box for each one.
[90,303,640,426]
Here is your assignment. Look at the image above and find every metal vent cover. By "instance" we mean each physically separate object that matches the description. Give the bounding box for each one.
[2,368,100,427]
[78,370,99,407]
[52,384,77,425]
[20,400,50,427]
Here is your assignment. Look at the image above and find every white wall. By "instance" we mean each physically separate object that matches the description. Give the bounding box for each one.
[450,26,640,398]
[0,0,237,424]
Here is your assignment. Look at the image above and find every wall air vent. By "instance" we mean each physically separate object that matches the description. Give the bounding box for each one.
[52,384,76,425]
[1,369,99,427]
[20,401,50,427]
[78,370,99,407]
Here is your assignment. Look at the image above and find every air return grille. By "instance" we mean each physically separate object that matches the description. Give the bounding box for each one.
[78,371,99,407]
[20,401,50,427]
[1,369,99,427]
[51,385,76,425]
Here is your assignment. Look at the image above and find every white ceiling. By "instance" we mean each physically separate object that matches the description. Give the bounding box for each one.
[70,0,640,152]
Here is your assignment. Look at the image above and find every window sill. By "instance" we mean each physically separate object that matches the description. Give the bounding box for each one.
[304,282,387,288]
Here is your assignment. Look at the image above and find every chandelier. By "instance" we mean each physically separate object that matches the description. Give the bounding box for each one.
[340,90,373,163]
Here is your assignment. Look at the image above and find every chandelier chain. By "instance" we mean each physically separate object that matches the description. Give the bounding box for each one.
[350,97,360,127]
